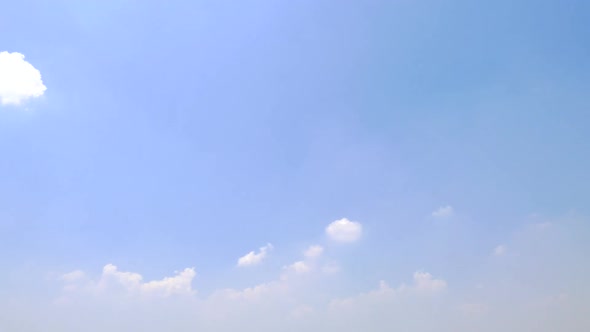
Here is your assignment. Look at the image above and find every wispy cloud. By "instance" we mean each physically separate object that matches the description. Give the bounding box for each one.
[237,243,273,267]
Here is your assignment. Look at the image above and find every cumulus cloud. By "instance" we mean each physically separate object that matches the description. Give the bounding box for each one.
[284,261,311,275]
[237,243,273,267]
[98,264,143,292]
[411,271,447,292]
[4,216,589,332]
[326,218,362,243]
[281,245,327,278]
[304,245,324,258]
[0,51,47,105]
[432,205,454,218]
[141,268,196,297]
[60,264,196,298]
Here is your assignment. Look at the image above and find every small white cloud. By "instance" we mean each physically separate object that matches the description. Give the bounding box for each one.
[237,243,273,267]
[61,264,196,298]
[99,263,143,291]
[284,261,310,274]
[304,245,324,258]
[412,271,447,292]
[0,51,47,105]
[432,205,454,218]
[141,268,196,296]
[326,218,363,243]
[493,244,507,256]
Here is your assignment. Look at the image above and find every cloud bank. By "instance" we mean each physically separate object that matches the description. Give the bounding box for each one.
[1,216,588,332]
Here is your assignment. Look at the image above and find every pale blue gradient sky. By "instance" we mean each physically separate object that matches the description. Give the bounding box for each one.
[0,1,589,330]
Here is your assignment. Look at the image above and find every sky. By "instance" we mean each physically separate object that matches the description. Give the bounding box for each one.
[1,0,589,331]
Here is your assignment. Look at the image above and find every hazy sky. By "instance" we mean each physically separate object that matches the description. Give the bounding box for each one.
[1,0,589,331]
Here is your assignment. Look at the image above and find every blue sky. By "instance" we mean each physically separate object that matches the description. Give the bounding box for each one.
[1,1,589,331]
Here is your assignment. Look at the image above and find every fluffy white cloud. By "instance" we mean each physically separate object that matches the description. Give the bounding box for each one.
[141,268,196,297]
[411,271,447,292]
[284,261,311,274]
[98,264,143,291]
[61,264,196,298]
[5,216,589,332]
[432,205,454,218]
[493,244,507,256]
[0,51,46,105]
[326,218,362,243]
[237,243,273,267]
[304,245,324,258]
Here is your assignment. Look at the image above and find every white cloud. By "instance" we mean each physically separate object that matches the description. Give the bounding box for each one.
[0,51,47,105]
[61,264,196,298]
[284,261,310,274]
[141,268,196,297]
[98,263,143,291]
[13,216,590,332]
[411,271,447,292]
[432,205,454,218]
[237,243,273,267]
[493,244,507,256]
[326,218,362,243]
[304,245,324,258]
